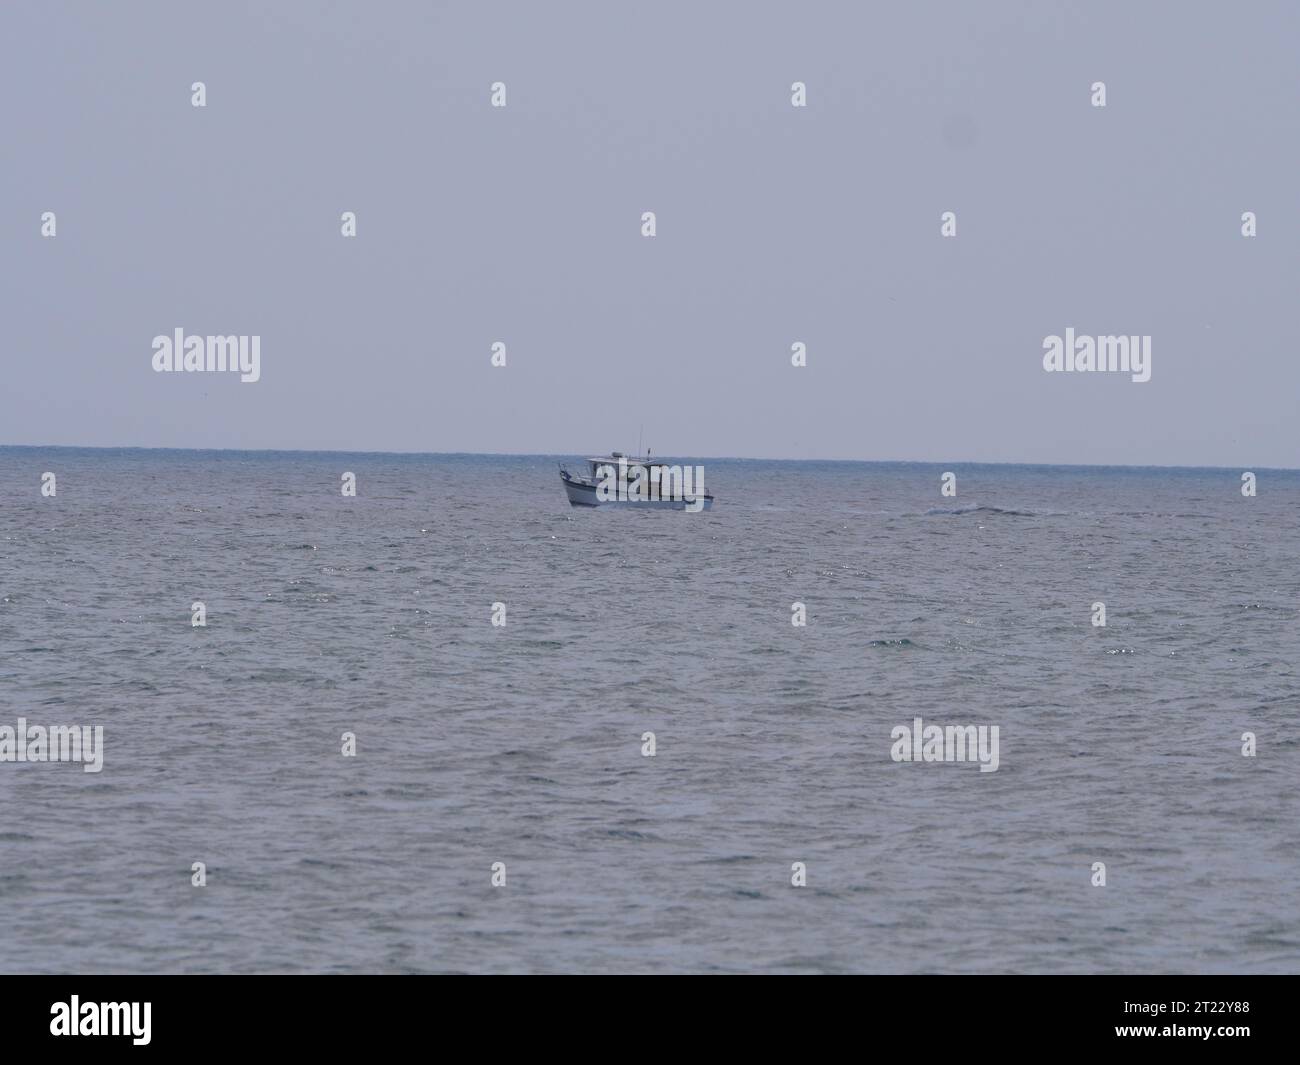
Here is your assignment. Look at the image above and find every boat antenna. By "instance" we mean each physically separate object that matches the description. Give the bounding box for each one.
[638,424,643,458]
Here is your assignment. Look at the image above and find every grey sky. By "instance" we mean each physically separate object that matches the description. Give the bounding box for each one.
[3,1,1297,466]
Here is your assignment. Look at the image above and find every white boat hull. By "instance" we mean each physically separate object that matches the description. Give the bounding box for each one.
[561,475,713,510]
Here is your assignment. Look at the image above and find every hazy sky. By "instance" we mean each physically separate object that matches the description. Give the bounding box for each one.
[3,1,1297,466]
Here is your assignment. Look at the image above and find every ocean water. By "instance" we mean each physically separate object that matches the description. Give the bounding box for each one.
[1,447,1297,974]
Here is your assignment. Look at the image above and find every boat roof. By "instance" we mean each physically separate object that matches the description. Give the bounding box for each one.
[587,454,669,467]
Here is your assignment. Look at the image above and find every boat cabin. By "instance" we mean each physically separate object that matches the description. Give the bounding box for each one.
[585,452,666,481]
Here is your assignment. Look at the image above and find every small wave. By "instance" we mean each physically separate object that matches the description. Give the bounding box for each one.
[605,828,661,842]
[924,504,1038,517]
[868,638,915,647]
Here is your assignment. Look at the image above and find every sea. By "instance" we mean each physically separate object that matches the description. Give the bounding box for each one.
[1,447,1297,973]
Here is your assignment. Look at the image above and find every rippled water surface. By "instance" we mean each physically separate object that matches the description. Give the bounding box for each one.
[1,448,1297,973]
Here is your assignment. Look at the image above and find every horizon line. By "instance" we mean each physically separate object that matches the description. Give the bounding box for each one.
[2,441,1296,474]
